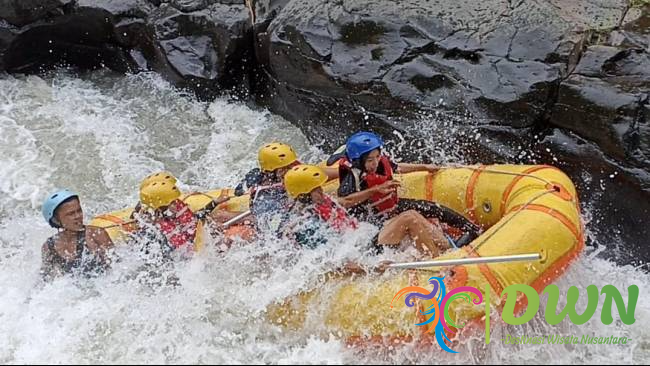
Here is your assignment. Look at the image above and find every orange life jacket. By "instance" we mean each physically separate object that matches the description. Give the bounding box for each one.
[313,195,358,232]
[157,200,198,250]
[339,155,399,213]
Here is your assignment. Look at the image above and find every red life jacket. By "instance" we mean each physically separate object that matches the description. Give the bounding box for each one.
[157,200,198,250]
[313,196,358,232]
[339,155,399,213]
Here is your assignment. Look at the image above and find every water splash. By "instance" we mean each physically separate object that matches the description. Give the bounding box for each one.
[0,70,648,364]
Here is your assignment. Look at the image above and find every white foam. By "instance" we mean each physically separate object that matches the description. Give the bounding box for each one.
[0,70,648,364]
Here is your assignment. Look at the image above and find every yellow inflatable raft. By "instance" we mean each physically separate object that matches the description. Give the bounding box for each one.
[90,164,584,345]
[264,164,584,345]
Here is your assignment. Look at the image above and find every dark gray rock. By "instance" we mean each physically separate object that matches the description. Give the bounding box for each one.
[0,0,253,93]
[257,0,628,147]
[0,0,72,27]
[551,46,650,169]
[145,2,253,97]
[77,0,153,18]
[168,0,207,12]
[0,0,156,73]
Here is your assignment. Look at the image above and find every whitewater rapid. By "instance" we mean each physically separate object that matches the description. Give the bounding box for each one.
[0,70,647,364]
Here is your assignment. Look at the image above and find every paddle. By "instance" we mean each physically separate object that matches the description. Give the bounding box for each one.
[221,210,252,228]
[219,182,287,229]
[386,253,542,270]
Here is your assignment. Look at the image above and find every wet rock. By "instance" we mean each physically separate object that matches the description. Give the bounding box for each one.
[167,0,207,12]
[257,0,629,148]
[0,0,73,27]
[612,4,650,51]
[77,0,153,18]
[251,0,289,26]
[0,0,154,73]
[146,2,253,98]
[0,0,253,96]
[114,18,148,48]
[2,13,133,73]
[551,45,650,170]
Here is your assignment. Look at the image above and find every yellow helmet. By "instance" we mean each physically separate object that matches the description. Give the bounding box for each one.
[284,164,328,199]
[139,171,177,190]
[140,176,181,209]
[258,143,298,172]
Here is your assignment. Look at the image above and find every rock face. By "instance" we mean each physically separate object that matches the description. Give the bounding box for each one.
[1,0,650,263]
[0,0,254,97]
[145,1,253,97]
[0,0,73,27]
[251,0,650,261]
[255,0,629,140]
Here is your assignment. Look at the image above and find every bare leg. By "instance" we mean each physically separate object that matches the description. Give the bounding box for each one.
[377,210,449,256]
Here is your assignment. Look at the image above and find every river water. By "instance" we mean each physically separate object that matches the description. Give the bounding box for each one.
[0,70,648,364]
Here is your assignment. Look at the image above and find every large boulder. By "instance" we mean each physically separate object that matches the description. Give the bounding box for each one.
[551,46,649,169]
[0,0,73,27]
[0,0,254,97]
[145,1,253,98]
[0,0,154,73]
[256,0,629,144]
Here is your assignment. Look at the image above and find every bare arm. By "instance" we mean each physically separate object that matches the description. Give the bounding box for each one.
[208,209,242,224]
[336,187,377,208]
[86,227,114,268]
[336,181,401,208]
[396,163,440,174]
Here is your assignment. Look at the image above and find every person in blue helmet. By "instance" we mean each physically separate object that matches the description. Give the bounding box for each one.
[40,190,114,281]
[330,131,481,251]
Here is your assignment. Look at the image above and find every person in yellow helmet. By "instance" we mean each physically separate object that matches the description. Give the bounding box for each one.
[133,171,228,253]
[282,165,450,260]
[236,142,338,195]
[232,143,338,232]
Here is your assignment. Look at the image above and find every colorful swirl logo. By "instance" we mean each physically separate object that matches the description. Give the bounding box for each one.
[390,276,484,353]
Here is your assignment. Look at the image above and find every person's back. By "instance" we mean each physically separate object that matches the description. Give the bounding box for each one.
[282,165,358,249]
[233,143,303,236]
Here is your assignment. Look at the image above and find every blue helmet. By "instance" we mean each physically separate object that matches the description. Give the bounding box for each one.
[42,189,78,227]
[345,131,384,161]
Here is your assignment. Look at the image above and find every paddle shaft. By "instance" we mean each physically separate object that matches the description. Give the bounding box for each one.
[222,210,252,228]
[387,253,541,270]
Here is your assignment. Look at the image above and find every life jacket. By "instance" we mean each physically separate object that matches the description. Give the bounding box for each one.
[338,155,399,213]
[250,183,290,215]
[157,199,198,250]
[312,195,358,232]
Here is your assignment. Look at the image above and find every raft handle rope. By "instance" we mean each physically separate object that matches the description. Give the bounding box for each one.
[448,164,555,187]
[466,188,556,255]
